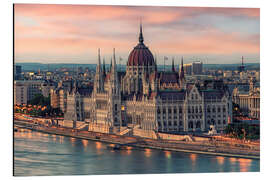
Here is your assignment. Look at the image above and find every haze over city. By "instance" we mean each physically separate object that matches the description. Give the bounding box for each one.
[14,4,260,64]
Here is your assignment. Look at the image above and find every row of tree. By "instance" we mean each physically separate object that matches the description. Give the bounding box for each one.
[224,123,260,140]
[26,94,63,117]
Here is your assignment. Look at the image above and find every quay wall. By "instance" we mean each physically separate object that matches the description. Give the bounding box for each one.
[133,128,157,139]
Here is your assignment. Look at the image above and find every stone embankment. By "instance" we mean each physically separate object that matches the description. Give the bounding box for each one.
[14,116,260,160]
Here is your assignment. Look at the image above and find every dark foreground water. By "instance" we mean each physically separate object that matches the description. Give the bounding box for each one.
[14,129,260,176]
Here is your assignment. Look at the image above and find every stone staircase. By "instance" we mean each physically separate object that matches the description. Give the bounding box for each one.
[75,123,88,131]
[119,127,133,136]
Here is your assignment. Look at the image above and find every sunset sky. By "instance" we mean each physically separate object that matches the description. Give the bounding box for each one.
[14,4,260,64]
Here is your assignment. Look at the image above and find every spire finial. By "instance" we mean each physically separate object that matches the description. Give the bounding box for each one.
[112,48,116,70]
[103,57,106,73]
[172,57,175,72]
[97,48,101,69]
[139,18,144,44]
[180,56,185,80]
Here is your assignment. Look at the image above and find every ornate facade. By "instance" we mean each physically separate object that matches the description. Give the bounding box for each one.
[64,24,232,134]
[232,78,260,120]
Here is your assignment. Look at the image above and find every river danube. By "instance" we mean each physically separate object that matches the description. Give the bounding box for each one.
[14,128,259,176]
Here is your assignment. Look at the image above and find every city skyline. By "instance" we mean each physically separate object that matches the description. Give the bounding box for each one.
[14,4,260,64]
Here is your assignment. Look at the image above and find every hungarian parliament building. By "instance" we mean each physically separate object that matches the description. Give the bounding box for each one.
[63,24,233,134]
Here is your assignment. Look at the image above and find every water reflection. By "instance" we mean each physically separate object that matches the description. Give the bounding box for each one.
[190,153,197,162]
[239,158,252,172]
[70,137,76,146]
[216,156,225,165]
[144,148,152,157]
[95,142,102,149]
[59,136,64,144]
[164,151,171,159]
[81,139,88,148]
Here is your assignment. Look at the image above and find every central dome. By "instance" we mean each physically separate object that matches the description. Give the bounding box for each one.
[127,23,155,66]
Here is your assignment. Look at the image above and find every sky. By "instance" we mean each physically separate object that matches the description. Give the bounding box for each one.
[14,4,260,64]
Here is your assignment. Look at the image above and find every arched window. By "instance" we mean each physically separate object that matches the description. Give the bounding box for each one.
[196,121,201,128]
[207,106,211,113]
[189,121,193,129]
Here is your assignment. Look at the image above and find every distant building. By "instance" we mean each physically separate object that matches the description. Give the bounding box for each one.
[183,63,192,75]
[237,56,245,72]
[232,78,260,120]
[181,61,203,75]
[223,71,232,78]
[14,80,56,105]
[50,88,68,113]
[14,65,22,80]
[192,61,203,75]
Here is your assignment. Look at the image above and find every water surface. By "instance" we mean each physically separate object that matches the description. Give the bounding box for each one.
[14,129,260,176]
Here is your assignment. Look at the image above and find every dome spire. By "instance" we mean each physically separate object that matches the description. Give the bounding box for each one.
[139,18,144,44]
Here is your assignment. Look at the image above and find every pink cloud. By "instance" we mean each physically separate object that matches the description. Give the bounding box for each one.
[14,4,259,62]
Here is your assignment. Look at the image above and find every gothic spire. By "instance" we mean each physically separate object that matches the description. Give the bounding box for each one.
[180,56,185,80]
[96,48,101,73]
[110,57,112,71]
[103,57,106,76]
[112,48,116,69]
[172,57,175,72]
[139,18,144,44]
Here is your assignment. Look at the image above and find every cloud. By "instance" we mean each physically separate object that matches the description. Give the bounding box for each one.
[14,4,260,63]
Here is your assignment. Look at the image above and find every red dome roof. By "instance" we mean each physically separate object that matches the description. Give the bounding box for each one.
[127,23,155,66]
[127,44,155,66]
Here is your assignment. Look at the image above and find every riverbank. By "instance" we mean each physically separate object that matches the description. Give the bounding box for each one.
[14,118,260,160]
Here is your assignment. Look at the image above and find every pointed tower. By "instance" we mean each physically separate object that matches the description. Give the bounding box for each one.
[94,48,104,93]
[139,18,144,45]
[102,57,106,78]
[110,58,112,72]
[179,57,186,90]
[172,57,175,72]
[110,48,119,95]
[109,48,121,127]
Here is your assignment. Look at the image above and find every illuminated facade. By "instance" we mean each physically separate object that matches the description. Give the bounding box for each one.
[64,24,232,134]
